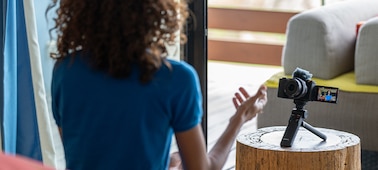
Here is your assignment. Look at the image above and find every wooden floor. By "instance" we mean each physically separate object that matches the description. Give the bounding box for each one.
[171,61,283,170]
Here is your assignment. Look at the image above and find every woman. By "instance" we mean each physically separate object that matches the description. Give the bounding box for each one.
[47,0,267,169]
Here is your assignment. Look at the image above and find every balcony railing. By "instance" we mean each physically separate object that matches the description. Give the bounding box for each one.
[208,7,298,66]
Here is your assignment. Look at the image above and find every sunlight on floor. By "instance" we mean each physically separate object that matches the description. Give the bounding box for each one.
[208,60,283,92]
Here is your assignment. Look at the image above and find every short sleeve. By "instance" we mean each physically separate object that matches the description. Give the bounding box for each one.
[170,61,203,132]
[51,62,62,127]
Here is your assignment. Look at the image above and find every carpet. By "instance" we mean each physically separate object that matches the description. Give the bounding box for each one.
[362,150,378,170]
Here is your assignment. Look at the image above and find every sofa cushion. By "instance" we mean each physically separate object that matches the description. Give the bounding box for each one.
[282,0,378,79]
[355,17,378,85]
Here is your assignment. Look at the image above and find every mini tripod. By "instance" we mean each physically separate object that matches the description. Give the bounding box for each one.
[280,99,327,147]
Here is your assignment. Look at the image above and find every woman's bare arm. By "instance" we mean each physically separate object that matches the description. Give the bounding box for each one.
[174,85,268,170]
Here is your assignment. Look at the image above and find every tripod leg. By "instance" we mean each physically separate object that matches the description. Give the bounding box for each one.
[302,121,327,141]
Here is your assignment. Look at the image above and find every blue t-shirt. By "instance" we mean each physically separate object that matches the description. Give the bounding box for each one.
[51,53,203,170]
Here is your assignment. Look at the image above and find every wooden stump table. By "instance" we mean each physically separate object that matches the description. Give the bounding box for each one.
[236,126,361,170]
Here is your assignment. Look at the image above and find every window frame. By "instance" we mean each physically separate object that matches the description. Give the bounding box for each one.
[184,1,208,144]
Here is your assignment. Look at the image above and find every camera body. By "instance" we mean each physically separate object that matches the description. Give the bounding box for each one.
[277,77,338,103]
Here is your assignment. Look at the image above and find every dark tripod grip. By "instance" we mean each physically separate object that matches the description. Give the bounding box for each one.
[280,113,304,147]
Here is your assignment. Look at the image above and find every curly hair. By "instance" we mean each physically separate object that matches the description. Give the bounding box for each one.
[47,0,189,82]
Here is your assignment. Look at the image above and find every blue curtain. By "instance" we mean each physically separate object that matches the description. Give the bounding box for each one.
[2,0,65,168]
[0,0,65,169]
[3,0,42,159]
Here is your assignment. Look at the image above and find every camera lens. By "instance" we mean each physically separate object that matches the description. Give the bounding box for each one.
[284,78,307,99]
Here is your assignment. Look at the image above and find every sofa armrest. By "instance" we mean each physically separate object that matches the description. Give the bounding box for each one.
[355,17,378,85]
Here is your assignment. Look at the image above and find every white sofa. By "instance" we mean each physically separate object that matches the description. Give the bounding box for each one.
[258,0,378,152]
[282,0,378,80]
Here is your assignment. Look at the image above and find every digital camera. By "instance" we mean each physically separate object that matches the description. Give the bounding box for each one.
[277,77,338,103]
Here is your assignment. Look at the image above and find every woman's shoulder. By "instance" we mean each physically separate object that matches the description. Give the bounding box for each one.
[166,59,197,75]
[53,52,92,72]
[163,59,200,87]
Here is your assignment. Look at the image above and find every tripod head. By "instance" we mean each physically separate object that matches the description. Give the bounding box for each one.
[294,99,307,110]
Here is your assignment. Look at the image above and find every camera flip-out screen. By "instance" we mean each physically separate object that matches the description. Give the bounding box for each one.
[316,86,338,103]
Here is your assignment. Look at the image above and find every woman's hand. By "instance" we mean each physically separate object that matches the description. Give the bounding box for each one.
[232,85,268,123]
[168,152,183,170]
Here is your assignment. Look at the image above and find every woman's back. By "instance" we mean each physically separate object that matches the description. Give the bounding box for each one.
[51,53,202,169]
